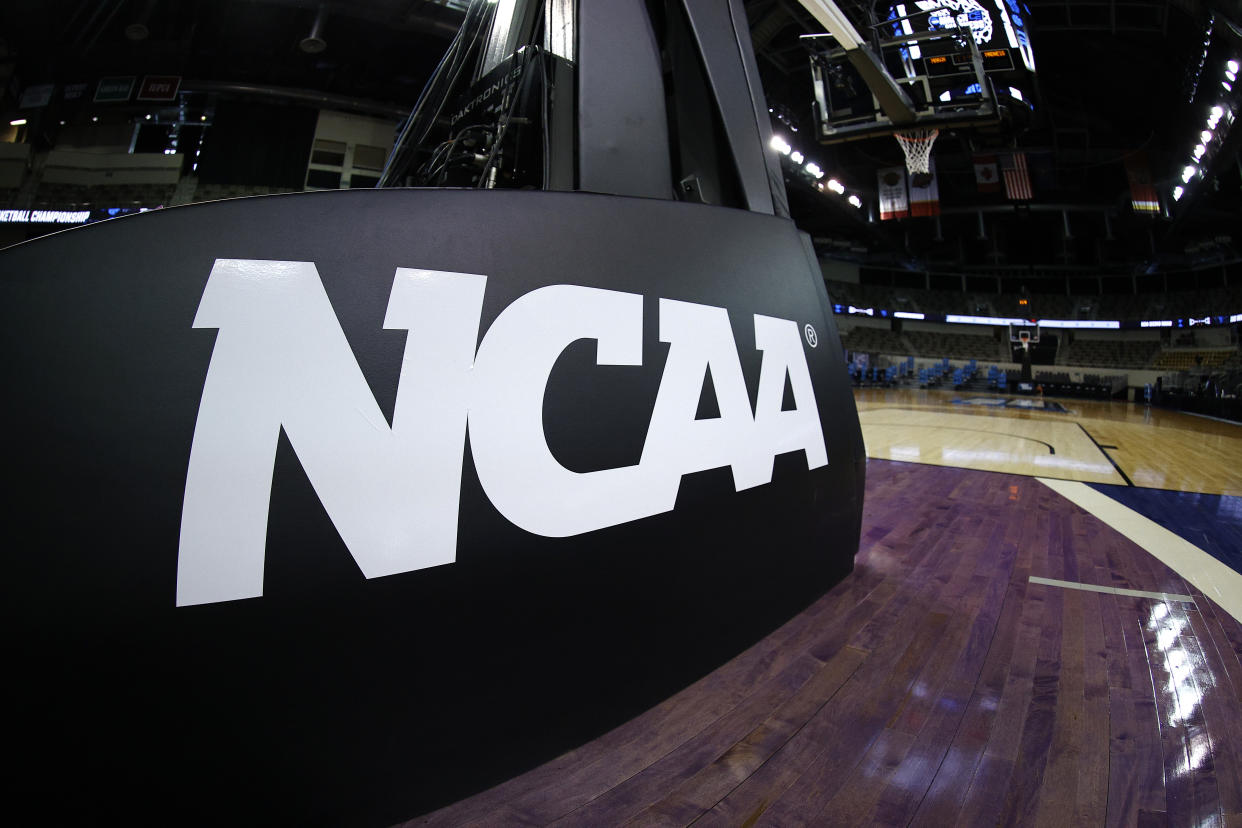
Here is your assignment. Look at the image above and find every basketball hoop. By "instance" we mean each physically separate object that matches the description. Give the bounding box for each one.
[895,127,939,188]
[1018,331,1031,352]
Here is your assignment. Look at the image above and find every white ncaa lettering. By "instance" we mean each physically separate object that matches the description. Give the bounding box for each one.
[468,284,659,536]
[177,261,485,606]
[178,259,829,606]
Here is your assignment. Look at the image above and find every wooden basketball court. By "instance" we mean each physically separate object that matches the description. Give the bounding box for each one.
[856,388,1242,496]
[409,389,1242,826]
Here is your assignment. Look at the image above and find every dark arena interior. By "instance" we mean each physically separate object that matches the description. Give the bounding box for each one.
[1,1,1241,825]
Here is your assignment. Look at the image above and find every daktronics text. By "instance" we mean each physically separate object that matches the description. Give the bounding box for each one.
[177,260,828,606]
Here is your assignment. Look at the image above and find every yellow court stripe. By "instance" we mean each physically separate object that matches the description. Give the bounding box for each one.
[1037,477,1242,624]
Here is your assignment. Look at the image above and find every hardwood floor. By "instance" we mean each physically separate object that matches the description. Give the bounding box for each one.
[406,390,1242,826]
[855,388,1242,496]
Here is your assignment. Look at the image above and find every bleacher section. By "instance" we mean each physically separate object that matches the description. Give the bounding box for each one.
[25,150,184,210]
[1151,349,1236,371]
[902,330,1001,360]
[1033,370,1126,398]
[1102,289,1241,321]
[31,182,175,209]
[840,326,906,354]
[841,327,1001,361]
[1060,338,1161,369]
[192,183,304,202]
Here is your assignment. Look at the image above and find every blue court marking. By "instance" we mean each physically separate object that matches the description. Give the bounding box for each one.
[951,397,1009,407]
[950,397,1070,413]
[1087,483,1242,578]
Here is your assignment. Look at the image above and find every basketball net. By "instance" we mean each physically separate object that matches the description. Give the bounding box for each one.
[1019,332,1030,352]
[895,127,939,187]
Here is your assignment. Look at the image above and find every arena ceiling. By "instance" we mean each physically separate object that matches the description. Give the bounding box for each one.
[1,0,1239,278]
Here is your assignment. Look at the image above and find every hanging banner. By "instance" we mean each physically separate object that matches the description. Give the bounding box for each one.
[878,166,909,220]
[1125,150,1159,214]
[137,75,182,102]
[94,76,135,102]
[909,159,940,217]
[973,153,1000,193]
[19,83,55,109]
[1002,151,1032,200]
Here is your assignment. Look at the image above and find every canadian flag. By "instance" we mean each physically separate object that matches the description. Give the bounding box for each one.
[973,153,1000,193]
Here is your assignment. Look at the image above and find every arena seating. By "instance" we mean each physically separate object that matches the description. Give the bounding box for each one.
[902,330,1001,360]
[839,326,906,355]
[192,183,304,202]
[1151,350,1236,371]
[1060,338,1161,369]
[30,182,175,209]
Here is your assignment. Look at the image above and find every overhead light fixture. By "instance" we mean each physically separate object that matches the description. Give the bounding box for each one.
[795,0,863,50]
[1194,144,1207,159]
[770,135,792,155]
[9,118,27,126]
[300,3,329,54]
[1228,71,1238,82]
[1201,129,1213,142]
[848,194,862,208]
[1008,86,1024,101]
[1173,186,1184,201]
[805,162,824,179]
[938,90,952,102]
[827,178,845,194]
[1224,81,1234,91]
[1229,60,1240,73]
[790,150,805,164]
[1182,165,1197,182]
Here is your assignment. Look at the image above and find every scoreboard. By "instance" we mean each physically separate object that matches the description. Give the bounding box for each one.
[886,0,1037,104]
[889,0,1035,72]
[811,0,1038,138]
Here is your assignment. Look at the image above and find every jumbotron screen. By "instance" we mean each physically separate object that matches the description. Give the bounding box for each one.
[887,1,1036,77]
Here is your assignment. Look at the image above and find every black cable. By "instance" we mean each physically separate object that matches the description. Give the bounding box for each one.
[540,52,551,190]
[379,1,491,186]
[475,52,533,188]
[420,124,496,185]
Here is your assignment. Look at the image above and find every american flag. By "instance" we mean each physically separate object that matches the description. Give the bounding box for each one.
[1002,151,1032,201]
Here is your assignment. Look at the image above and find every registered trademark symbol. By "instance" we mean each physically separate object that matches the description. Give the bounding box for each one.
[803,323,818,348]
